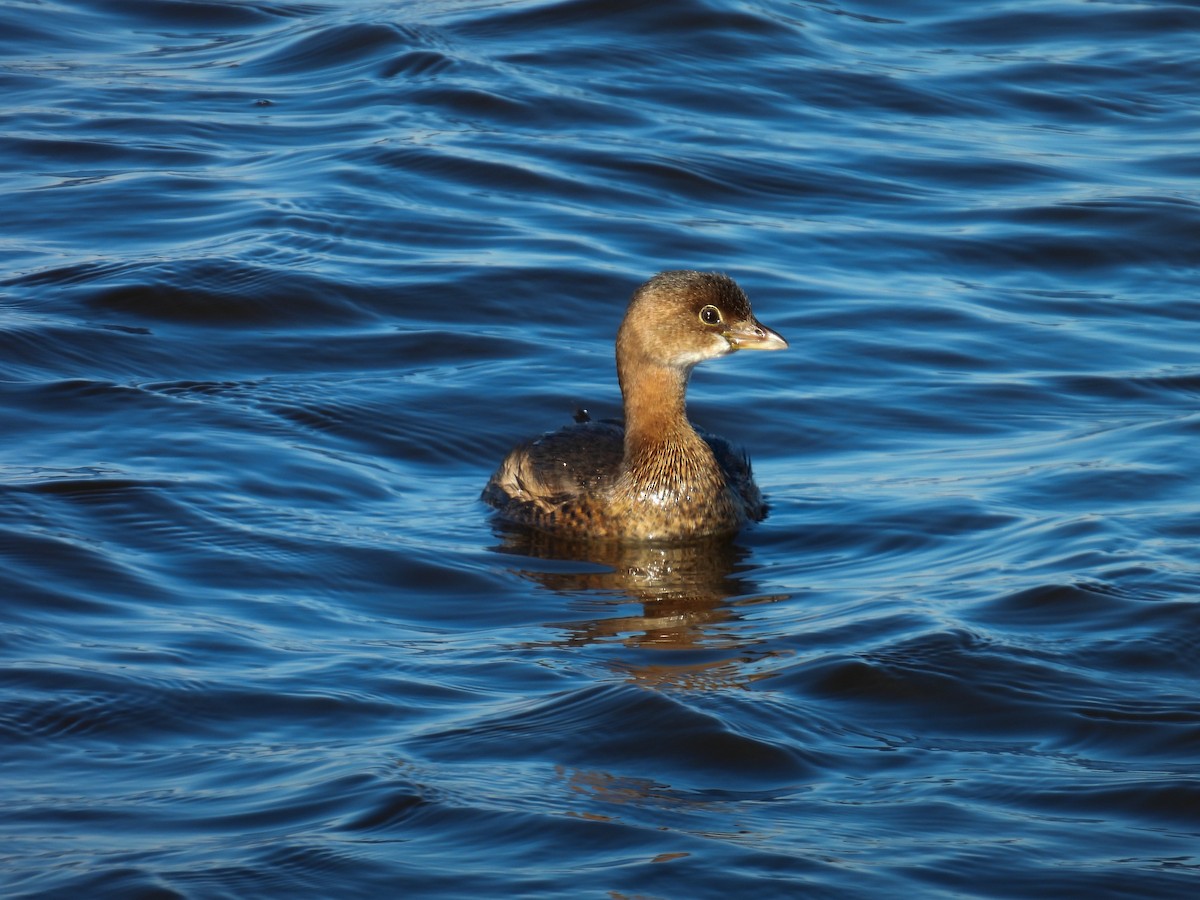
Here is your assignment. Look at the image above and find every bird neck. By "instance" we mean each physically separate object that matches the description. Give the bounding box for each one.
[618,357,705,466]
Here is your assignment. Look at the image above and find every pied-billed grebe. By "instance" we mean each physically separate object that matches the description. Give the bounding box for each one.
[482,270,788,541]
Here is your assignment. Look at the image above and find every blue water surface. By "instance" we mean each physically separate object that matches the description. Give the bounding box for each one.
[2,1,1199,897]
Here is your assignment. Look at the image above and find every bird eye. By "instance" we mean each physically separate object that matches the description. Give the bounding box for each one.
[699,305,722,326]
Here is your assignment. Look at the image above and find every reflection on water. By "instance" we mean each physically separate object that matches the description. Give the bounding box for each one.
[491,524,789,658]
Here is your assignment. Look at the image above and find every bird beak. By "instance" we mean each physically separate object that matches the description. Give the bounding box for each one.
[724,318,788,351]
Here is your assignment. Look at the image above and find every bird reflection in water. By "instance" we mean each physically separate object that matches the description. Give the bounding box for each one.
[487,526,799,836]
[489,524,789,660]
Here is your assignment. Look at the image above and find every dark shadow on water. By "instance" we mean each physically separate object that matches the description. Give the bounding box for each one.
[487,523,788,652]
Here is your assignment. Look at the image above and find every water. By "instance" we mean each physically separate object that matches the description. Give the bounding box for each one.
[2,0,1199,896]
